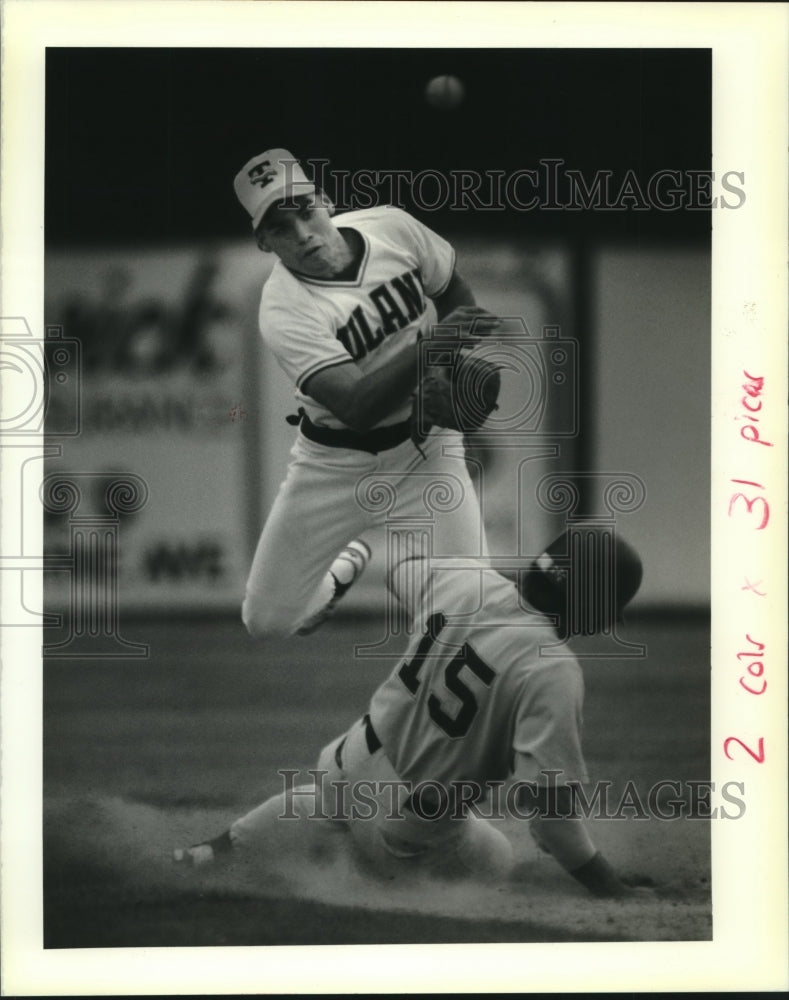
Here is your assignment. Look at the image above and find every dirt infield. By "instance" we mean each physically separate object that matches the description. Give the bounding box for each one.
[44,614,711,947]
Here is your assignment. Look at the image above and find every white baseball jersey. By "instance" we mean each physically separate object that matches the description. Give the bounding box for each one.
[258,206,455,429]
[369,562,589,789]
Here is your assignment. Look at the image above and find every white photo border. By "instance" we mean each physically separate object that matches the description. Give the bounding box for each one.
[1,1,787,994]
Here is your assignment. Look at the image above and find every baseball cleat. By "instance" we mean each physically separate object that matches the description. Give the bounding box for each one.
[173,830,234,867]
[296,539,372,635]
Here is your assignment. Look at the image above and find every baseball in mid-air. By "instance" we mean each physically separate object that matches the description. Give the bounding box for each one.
[425,74,465,111]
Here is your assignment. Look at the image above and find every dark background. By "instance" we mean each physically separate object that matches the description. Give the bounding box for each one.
[46,47,711,245]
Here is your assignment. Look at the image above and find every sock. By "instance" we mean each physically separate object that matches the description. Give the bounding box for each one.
[301,542,367,623]
[230,787,324,852]
[205,829,234,854]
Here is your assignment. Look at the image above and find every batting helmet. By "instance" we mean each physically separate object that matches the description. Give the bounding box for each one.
[520,523,643,636]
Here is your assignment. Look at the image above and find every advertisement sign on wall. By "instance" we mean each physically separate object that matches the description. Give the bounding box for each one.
[44,245,270,614]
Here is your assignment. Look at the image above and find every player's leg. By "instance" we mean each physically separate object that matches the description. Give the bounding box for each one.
[173,786,343,867]
[372,430,490,629]
[300,424,489,635]
[173,734,348,867]
[174,732,351,867]
[295,537,372,636]
[367,794,514,881]
[389,429,490,559]
[331,716,511,881]
[242,438,375,639]
[242,498,370,640]
[436,813,515,880]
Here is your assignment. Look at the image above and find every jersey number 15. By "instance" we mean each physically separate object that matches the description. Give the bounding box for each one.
[397,612,496,738]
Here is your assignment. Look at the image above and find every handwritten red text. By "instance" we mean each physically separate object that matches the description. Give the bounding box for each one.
[736,370,772,447]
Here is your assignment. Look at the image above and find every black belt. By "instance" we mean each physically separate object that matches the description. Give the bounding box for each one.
[334,713,381,770]
[363,713,382,754]
[287,408,412,455]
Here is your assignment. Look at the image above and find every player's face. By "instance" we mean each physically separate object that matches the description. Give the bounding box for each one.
[257,196,345,277]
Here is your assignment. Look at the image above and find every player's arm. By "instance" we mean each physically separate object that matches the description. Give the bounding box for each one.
[430,268,476,319]
[516,782,649,899]
[302,347,421,431]
[303,269,496,431]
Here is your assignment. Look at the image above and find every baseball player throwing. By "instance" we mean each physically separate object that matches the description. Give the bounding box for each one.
[233,148,498,638]
[175,527,653,900]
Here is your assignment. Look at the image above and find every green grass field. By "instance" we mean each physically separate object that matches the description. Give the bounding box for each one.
[44,612,712,947]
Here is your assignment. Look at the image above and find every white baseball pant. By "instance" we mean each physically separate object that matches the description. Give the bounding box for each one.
[242,428,489,639]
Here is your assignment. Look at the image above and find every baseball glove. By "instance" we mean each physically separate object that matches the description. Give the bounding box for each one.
[410,348,501,454]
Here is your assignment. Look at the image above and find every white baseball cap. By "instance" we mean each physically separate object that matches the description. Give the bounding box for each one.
[233,148,316,230]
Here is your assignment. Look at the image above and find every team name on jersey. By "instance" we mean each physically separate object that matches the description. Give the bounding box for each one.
[336,268,426,361]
